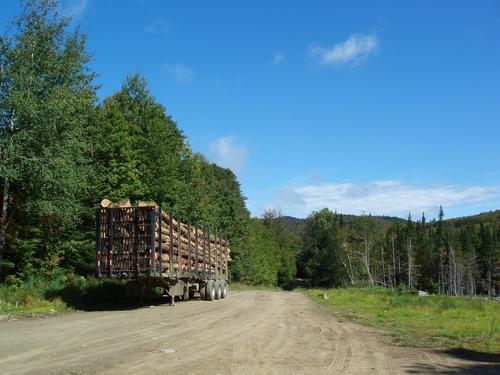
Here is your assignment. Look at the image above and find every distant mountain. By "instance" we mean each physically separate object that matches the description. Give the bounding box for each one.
[443,209,500,228]
[276,213,405,235]
[276,209,500,235]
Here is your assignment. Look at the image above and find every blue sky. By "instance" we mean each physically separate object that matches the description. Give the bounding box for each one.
[2,0,499,219]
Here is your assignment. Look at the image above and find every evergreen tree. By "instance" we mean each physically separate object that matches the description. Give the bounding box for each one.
[300,209,346,287]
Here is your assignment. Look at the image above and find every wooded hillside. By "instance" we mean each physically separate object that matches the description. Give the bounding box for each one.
[297,208,499,295]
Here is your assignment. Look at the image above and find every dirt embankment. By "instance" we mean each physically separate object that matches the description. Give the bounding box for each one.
[0,291,497,374]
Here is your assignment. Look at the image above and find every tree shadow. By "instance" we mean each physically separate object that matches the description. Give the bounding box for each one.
[402,349,499,374]
[44,281,167,311]
[441,348,500,363]
[402,362,499,374]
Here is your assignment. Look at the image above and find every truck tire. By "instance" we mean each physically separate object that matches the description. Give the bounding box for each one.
[200,283,206,300]
[182,285,190,301]
[189,287,196,299]
[214,281,221,300]
[206,280,216,301]
[221,281,228,299]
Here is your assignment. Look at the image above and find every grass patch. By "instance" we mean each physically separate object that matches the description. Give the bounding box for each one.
[0,277,74,315]
[308,287,500,353]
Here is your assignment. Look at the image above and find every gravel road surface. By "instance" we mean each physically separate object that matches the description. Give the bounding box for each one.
[0,291,497,374]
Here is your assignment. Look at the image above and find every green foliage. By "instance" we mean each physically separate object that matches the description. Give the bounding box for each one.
[308,288,500,353]
[233,219,280,285]
[0,0,97,278]
[299,208,347,287]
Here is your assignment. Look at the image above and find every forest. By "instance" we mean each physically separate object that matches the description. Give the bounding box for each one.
[296,208,499,296]
[0,1,498,297]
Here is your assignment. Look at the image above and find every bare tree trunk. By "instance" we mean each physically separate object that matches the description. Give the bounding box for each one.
[347,252,356,285]
[447,242,460,296]
[407,237,412,289]
[0,111,15,279]
[398,253,401,286]
[487,265,492,297]
[391,236,396,288]
[341,245,356,285]
[467,255,476,296]
[381,242,386,287]
[364,234,374,286]
[439,249,444,294]
[0,179,7,275]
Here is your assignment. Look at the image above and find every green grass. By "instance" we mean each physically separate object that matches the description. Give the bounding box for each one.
[307,287,500,353]
[0,277,73,315]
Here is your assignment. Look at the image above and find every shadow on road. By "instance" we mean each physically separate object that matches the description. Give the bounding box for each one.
[402,348,500,374]
[441,348,500,363]
[402,362,499,374]
[45,281,167,311]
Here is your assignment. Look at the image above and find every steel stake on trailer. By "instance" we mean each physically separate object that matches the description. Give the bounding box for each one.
[108,209,113,276]
[216,231,220,277]
[158,207,163,275]
[208,226,211,279]
[195,224,199,278]
[169,212,174,275]
[224,232,228,279]
[177,216,182,276]
[95,208,102,277]
[148,209,156,276]
[188,222,192,278]
[202,226,206,279]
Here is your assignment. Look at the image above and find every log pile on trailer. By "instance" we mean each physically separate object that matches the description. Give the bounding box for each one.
[98,199,230,279]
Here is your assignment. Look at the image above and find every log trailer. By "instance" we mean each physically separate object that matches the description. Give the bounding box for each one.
[96,203,229,304]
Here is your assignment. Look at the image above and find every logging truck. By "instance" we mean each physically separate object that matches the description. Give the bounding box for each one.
[96,200,230,304]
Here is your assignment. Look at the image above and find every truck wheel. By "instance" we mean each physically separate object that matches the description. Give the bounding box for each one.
[206,280,216,301]
[182,285,190,301]
[221,281,228,299]
[200,283,206,300]
[189,287,196,299]
[214,281,221,300]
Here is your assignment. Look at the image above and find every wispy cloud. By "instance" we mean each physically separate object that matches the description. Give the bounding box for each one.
[309,33,379,66]
[263,180,500,218]
[166,64,194,85]
[209,136,248,174]
[270,52,284,65]
[145,19,169,34]
[62,0,89,18]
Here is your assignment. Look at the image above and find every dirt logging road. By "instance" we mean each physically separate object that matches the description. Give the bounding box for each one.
[0,291,497,374]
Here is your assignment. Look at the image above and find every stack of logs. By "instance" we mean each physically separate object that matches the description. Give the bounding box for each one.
[100,199,230,275]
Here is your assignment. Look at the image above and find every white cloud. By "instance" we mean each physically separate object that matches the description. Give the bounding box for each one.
[145,19,169,34]
[166,64,194,85]
[263,180,500,218]
[309,34,379,66]
[209,137,248,174]
[62,0,88,18]
[271,52,284,65]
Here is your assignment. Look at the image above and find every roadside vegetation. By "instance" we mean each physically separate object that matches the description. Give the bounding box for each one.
[308,287,500,353]
[0,274,132,316]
